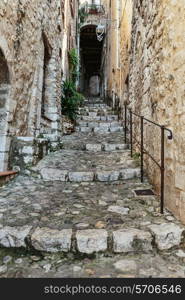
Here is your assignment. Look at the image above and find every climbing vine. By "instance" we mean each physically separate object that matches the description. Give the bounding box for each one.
[78,6,89,27]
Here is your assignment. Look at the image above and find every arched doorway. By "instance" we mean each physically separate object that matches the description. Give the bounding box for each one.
[0,48,10,171]
[80,25,103,98]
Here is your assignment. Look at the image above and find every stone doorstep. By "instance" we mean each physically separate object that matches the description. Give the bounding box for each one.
[40,169,140,182]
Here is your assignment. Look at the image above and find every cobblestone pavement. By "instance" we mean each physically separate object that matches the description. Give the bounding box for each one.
[0,100,185,278]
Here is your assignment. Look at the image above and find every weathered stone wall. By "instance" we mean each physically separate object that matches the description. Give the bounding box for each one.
[103,0,133,111]
[129,0,185,224]
[0,0,78,171]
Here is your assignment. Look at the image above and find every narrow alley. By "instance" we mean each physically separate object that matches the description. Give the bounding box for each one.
[0,0,185,280]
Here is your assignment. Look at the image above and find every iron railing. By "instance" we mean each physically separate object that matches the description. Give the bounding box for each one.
[124,103,173,214]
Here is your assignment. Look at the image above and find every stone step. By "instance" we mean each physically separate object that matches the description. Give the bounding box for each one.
[76,121,121,128]
[32,150,140,182]
[1,223,184,254]
[78,115,118,121]
[86,103,109,108]
[85,143,128,152]
[76,126,124,133]
[61,132,127,151]
[84,100,105,105]
[38,168,140,182]
[79,107,113,115]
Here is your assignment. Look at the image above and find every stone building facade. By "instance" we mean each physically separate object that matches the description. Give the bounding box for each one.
[103,0,133,110]
[128,0,185,224]
[0,0,79,171]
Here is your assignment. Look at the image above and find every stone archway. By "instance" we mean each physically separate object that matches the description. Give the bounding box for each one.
[0,47,10,171]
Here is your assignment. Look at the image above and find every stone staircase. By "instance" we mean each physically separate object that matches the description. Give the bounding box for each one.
[32,99,140,182]
[0,98,185,266]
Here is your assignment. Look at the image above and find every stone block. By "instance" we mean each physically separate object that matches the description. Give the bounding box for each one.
[110,127,123,133]
[94,127,109,134]
[68,172,94,182]
[87,122,99,128]
[79,127,92,133]
[148,223,184,250]
[40,168,68,181]
[31,228,72,253]
[22,146,34,155]
[113,259,137,273]
[99,123,110,129]
[77,121,87,127]
[107,115,118,121]
[89,112,97,117]
[110,122,120,128]
[96,171,120,182]
[103,144,127,151]
[120,168,140,180]
[113,229,153,253]
[86,144,102,152]
[108,206,130,215]
[0,226,32,248]
[76,229,108,254]
[103,144,117,151]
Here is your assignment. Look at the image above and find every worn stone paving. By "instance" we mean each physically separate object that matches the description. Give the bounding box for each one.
[0,99,185,278]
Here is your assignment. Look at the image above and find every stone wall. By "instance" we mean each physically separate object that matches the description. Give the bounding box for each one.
[128,0,185,224]
[0,0,78,171]
[103,0,133,111]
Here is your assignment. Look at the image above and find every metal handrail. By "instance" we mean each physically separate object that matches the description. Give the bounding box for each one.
[124,103,173,214]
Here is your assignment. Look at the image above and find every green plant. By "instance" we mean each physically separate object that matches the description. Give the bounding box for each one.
[133,152,141,160]
[68,48,79,83]
[61,80,84,121]
[78,7,88,25]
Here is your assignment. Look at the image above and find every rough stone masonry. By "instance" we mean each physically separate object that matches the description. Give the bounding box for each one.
[128,0,185,224]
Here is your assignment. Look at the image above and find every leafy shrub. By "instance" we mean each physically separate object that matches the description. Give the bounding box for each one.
[68,48,79,83]
[61,80,84,121]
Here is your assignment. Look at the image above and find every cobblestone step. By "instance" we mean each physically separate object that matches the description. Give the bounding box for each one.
[76,121,121,128]
[78,115,118,121]
[85,143,128,152]
[78,108,114,115]
[76,126,124,133]
[0,173,185,276]
[32,150,139,182]
[1,99,185,277]
[1,224,184,255]
[61,132,128,151]
[36,168,140,182]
